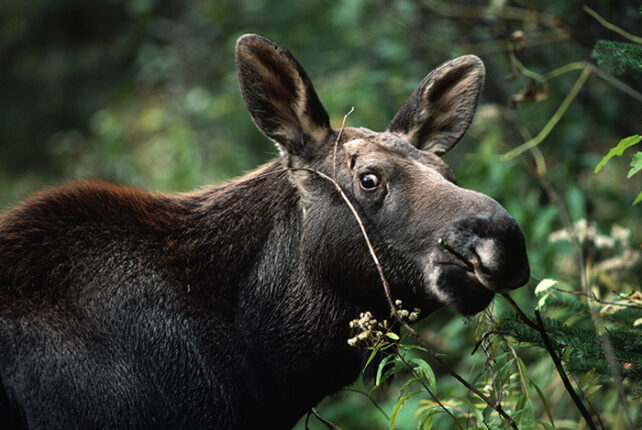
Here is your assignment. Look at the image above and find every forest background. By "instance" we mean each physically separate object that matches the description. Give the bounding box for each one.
[1,1,640,429]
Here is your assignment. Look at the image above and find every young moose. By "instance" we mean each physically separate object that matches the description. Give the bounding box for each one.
[0,34,529,428]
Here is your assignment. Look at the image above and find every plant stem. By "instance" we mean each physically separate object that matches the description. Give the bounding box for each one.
[342,388,389,420]
[310,408,342,430]
[583,6,642,44]
[333,106,354,180]
[503,66,590,160]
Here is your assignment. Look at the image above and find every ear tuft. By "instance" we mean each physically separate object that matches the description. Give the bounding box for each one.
[235,34,330,158]
[387,55,485,155]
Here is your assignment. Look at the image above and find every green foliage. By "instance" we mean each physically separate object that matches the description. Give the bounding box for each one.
[499,312,642,381]
[628,152,642,178]
[594,135,641,174]
[592,40,642,75]
[594,134,642,205]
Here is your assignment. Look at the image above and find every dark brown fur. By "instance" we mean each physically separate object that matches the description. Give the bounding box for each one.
[0,34,529,429]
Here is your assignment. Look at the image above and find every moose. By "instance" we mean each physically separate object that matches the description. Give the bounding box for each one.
[0,34,529,428]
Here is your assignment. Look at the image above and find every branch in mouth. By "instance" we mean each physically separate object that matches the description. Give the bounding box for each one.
[438,238,493,290]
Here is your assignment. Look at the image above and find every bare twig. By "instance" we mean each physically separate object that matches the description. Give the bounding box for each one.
[305,410,312,430]
[502,52,642,160]
[310,408,342,430]
[438,239,474,272]
[551,285,642,310]
[333,106,354,180]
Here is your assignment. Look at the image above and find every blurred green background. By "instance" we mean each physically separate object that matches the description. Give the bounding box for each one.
[1,0,640,428]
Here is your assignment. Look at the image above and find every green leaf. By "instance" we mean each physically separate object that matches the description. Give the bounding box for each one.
[534,278,557,294]
[527,378,555,427]
[386,332,400,340]
[628,152,642,178]
[409,358,436,390]
[634,191,642,206]
[578,368,596,390]
[453,396,484,426]
[517,399,535,429]
[375,355,394,387]
[389,390,421,430]
[594,134,642,173]
[584,384,603,399]
[364,347,380,372]
[399,376,418,394]
[536,292,551,310]
[417,408,439,430]
[537,419,557,430]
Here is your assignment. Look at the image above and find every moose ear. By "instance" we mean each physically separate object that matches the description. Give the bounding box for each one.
[235,34,331,159]
[386,55,484,155]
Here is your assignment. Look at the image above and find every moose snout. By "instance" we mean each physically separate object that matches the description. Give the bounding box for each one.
[443,214,530,292]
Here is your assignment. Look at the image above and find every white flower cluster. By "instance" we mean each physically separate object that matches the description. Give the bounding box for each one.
[394,299,421,322]
[549,219,631,250]
[347,311,386,346]
[548,219,640,272]
[347,300,421,347]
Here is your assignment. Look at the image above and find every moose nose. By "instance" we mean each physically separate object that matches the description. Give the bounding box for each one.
[446,214,530,292]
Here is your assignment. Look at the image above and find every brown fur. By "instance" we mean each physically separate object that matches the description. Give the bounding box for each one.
[0,34,528,429]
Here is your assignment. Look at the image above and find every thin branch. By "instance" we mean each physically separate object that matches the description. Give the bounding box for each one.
[502,54,642,160]
[587,63,642,102]
[583,6,642,44]
[551,286,642,310]
[305,410,312,430]
[333,106,354,180]
[342,388,389,420]
[501,295,598,430]
[310,408,342,430]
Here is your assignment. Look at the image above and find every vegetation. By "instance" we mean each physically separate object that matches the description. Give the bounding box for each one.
[1,1,640,429]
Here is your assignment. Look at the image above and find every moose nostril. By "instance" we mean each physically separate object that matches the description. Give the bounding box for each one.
[449,214,530,291]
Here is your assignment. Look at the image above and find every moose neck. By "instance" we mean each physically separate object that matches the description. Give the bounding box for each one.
[181,161,381,425]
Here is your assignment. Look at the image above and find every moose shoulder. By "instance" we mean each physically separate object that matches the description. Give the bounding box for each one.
[0,34,529,428]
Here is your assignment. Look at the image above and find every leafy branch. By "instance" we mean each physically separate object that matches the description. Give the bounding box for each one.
[501,295,600,430]
[593,134,642,205]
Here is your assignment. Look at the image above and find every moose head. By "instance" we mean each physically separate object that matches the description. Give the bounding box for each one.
[236,34,530,317]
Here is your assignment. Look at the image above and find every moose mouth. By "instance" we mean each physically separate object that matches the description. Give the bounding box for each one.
[428,246,498,316]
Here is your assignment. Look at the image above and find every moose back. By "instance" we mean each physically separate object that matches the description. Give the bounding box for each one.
[0,34,529,428]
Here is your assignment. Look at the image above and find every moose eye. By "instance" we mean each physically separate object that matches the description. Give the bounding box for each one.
[359,173,381,191]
